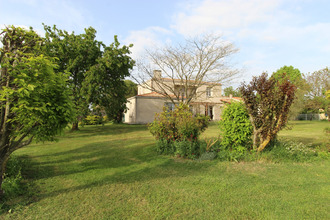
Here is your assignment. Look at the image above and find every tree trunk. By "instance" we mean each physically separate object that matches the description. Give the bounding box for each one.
[257,135,272,152]
[0,153,10,197]
[71,122,79,131]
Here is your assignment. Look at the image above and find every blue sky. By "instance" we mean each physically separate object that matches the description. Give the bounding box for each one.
[1,0,329,87]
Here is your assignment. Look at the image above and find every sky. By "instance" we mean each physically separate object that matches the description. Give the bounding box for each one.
[1,0,329,87]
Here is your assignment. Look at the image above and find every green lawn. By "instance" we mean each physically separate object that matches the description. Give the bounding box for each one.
[1,121,329,219]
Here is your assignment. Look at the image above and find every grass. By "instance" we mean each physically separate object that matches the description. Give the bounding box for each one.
[1,121,329,219]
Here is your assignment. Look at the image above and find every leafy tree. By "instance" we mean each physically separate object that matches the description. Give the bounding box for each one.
[0,26,73,195]
[223,86,241,97]
[84,37,135,123]
[240,72,296,152]
[43,24,103,130]
[272,65,307,118]
[124,80,137,98]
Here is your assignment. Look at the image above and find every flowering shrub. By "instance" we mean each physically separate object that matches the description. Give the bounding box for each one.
[149,103,209,158]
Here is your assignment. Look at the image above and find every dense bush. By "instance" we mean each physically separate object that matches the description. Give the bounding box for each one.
[219,102,253,151]
[81,114,107,126]
[149,103,209,158]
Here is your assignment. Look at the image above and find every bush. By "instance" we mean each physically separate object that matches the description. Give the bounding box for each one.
[149,103,209,158]
[1,156,26,199]
[81,114,106,126]
[219,102,253,151]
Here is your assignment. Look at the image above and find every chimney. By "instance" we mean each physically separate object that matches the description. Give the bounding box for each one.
[153,70,162,79]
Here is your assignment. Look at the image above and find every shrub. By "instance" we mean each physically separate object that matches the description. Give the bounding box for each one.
[149,103,209,158]
[219,102,253,151]
[82,114,106,126]
[1,156,25,199]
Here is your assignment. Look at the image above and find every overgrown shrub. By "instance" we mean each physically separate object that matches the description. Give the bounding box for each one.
[219,102,253,151]
[149,103,209,158]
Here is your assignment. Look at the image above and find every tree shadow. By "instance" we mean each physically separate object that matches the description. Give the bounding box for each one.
[24,138,214,203]
[61,123,149,139]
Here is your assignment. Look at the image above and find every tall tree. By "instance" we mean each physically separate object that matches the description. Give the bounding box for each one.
[135,34,239,104]
[43,24,103,130]
[272,65,307,118]
[0,26,73,195]
[240,72,296,152]
[84,36,135,123]
[124,80,138,98]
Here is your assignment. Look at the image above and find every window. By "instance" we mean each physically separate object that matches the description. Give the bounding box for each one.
[165,102,175,111]
[206,87,212,97]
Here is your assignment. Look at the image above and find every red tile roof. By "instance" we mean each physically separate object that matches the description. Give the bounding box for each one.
[219,97,242,104]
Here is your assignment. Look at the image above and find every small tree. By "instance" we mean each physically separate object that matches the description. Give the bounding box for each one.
[240,72,296,152]
[0,26,73,195]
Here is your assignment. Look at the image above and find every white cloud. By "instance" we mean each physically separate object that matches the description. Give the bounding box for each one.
[171,0,282,37]
[124,26,173,60]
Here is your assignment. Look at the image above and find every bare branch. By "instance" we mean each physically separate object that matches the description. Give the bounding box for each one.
[134,33,239,104]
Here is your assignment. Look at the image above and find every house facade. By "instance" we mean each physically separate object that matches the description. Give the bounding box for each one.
[124,71,241,124]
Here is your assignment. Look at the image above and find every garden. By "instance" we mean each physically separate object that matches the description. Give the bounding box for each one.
[0,120,329,219]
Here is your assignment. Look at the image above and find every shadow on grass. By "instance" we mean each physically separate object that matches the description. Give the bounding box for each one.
[62,123,149,139]
[25,136,215,203]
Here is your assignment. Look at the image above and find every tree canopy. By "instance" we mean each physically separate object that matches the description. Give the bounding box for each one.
[43,24,134,126]
[0,26,73,194]
[84,37,135,123]
[272,65,307,118]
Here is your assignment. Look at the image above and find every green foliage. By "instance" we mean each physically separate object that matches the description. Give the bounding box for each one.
[0,26,73,194]
[1,156,24,198]
[81,115,106,126]
[149,103,209,158]
[219,102,253,150]
[223,86,241,97]
[273,66,307,118]
[124,80,138,98]
[43,24,104,130]
[272,65,302,84]
[84,36,135,123]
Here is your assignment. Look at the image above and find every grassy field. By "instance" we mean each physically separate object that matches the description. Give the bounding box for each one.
[1,121,329,219]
